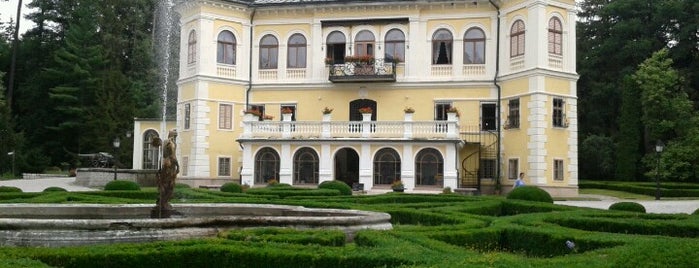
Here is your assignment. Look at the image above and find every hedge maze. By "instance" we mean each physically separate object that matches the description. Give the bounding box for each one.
[0,186,698,267]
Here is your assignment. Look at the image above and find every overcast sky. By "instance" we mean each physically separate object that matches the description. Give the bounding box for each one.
[0,0,35,34]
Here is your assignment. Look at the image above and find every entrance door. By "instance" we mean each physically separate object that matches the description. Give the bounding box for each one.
[334,148,359,186]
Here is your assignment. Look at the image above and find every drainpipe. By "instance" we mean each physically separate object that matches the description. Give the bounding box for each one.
[488,0,502,192]
[246,7,257,109]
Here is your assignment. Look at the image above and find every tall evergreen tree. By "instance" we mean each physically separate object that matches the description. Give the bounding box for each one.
[44,3,106,162]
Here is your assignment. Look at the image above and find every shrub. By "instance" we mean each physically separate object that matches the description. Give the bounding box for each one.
[43,187,67,192]
[0,186,22,193]
[175,183,191,189]
[694,208,699,215]
[220,182,243,193]
[267,183,292,188]
[318,180,352,196]
[442,187,452,194]
[506,186,553,203]
[104,180,140,191]
[609,202,646,213]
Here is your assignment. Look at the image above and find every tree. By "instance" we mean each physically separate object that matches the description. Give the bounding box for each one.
[44,3,106,162]
[636,49,697,181]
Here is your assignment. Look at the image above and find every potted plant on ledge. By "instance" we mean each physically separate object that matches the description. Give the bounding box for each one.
[391,180,405,192]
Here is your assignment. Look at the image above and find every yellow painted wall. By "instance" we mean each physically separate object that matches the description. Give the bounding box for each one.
[250,87,493,123]
[545,77,572,96]
[178,82,197,101]
[213,20,245,36]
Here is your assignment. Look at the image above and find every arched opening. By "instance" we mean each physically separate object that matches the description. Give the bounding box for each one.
[254,147,280,184]
[326,31,346,64]
[373,148,401,185]
[415,148,444,187]
[142,130,160,169]
[334,148,359,186]
[293,147,319,185]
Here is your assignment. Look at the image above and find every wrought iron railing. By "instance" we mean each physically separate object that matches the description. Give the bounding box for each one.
[328,58,397,82]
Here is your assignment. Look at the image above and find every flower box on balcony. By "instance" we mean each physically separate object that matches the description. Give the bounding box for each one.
[358,107,373,114]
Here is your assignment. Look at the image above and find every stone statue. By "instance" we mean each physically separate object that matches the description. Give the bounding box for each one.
[151,129,179,218]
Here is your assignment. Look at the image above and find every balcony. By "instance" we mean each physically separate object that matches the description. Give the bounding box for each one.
[328,58,397,83]
[239,113,479,141]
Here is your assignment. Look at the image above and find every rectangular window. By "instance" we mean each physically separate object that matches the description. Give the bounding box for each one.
[218,157,231,176]
[184,103,191,130]
[480,159,496,179]
[181,156,189,176]
[554,159,564,180]
[507,99,520,129]
[219,104,232,129]
[553,98,564,127]
[481,103,497,131]
[508,159,519,180]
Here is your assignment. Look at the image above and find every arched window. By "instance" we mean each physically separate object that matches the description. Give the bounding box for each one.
[287,34,307,68]
[432,29,453,65]
[384,29,405,63]
[187,30,197,64]
[510,20,525,58]
[354,30,375,56]
[326,31,346,64]
[293,147,318,184]
[373,148,401,185]
[259,34,278,69]
[142,130,160,169]
[548,17,562,55]
[254,147,280,184]
[464,27,485,64]
[217,30,236,65]
[415,148,444,186]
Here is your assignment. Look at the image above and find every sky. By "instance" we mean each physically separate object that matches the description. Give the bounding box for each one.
[0,0,35,34]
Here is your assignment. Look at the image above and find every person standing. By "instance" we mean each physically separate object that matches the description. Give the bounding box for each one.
[514,172,526,188]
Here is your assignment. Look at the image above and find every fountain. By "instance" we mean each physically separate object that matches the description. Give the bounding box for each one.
[0,0,392,247]
[0,203,392,247]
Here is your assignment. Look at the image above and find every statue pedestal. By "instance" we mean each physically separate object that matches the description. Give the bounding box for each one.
[150,207,180,218]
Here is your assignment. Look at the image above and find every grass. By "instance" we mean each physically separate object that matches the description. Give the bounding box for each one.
[578,188,654,200]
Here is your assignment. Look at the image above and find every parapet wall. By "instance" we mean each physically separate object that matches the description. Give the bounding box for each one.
[75,168,157,188]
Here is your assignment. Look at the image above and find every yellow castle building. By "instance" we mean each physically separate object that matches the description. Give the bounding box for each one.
[132,0,579,196]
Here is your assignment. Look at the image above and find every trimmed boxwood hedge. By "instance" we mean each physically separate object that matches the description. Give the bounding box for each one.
[222,228,346,247]
[0,186,22,193]
[506,186,553,203]
[1,185,699,267]
[609,202,646,213]
[42,187,68,192]
[104,180,140,191]
[580,181,699,197]
[219,182,243,193]
[318,180,352,196]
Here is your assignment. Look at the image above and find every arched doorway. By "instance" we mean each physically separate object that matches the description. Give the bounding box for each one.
[334,148,359,186]
[415,148,444,187]
[373,148,401,185]
[293,147,319,185]
[255,147,280,184]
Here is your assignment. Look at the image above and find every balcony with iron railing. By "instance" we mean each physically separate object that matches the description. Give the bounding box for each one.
[328,58,397,83]
[239,113,484,141]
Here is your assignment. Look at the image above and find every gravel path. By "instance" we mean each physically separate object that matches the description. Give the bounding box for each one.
[0,177,97,192]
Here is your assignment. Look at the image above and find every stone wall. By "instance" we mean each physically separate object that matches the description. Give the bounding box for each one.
[75,168,157,188]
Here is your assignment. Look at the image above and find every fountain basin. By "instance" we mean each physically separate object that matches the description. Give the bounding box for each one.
[0,203,392,247]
